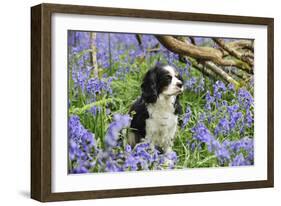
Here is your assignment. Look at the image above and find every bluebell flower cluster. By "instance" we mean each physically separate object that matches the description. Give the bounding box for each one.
[68,115,97,173]
[108,142,178,171]
[191,122,253,166]
[68,31,91,53]
[69,114,179,173]
[105,114,131,148]
[72,68,91,92]
[213,80,227,101]
[202,81,254,137]
[86,77,113,98]
[182,106,192,128]
[238,88,254,110]
[184,76,206,94]
[238,88,254,128]
[227,104,243,130]
[205,91,215,110]
[88,105,102,116]
[214,117,230,136]
[185,80,254,167]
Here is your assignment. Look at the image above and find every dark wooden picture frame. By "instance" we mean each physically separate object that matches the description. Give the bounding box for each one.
[31,3,274,202]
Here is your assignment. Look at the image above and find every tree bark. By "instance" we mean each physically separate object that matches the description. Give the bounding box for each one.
[204,61,240,87]
[187,57,217,79]
[187,57,241,87]
[156,35,252,73]
[213,38,254,67]
[226,40,254,51]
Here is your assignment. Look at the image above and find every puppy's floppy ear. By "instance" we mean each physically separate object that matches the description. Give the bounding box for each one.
[141,68,158,103]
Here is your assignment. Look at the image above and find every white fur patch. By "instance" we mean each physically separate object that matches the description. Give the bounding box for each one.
[145,94,178,152]
[163,65,176,76]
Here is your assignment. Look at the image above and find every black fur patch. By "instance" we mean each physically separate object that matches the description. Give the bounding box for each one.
[129,98,149,143]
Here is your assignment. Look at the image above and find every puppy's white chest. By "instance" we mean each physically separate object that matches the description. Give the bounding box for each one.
[145,96,178,151]
[148,110,177,128]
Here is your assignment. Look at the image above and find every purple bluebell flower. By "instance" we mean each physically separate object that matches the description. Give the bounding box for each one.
[125,144,132,153]
[199,113,206,122]
[123,154,138,171]
[105,114,131,148]
[69,138,79,161]
[227,104,242,129]
[72,69,91,92]
[238,88,254,110]
[221,100,228,107]
[205,91,215,110]
[213,80,226,100]
[191,122,253,166]
[229,110,242,129]
[214,145,231,164]
[86,77,113,97]
[191,123,214,144]
[230,137,253,154]
[190,142,196,151]
[185,77,197,91]
[88,106,102,116]
[122,144,139,171]
[195,77,205,93]
[115,67,131,79]
[230,153,247,166]
[96,33,110,68]
[165,151,178,165]
[69,32,91,53]
[68,115,98,174]
[207,139,220,153]
[250,78,254,87]
[245,110,253,127]
[69,115,94,144]
[214,117,230,136]
[182,106,192,128]
[72,166,89,174]
[184,76,205,93]
[229,137,254,165]
[228,83,235,91]
[105,157,122,172]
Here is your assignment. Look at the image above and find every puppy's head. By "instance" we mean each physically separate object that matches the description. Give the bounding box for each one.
[141,64,183,103]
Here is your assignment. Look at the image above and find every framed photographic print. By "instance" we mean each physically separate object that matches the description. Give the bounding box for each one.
[31,3,274,202]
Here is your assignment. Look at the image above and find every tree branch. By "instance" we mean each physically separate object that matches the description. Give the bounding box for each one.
[213,38,254,67]
[225,66,251,81]
[90,32,98,78]
[204,61,240,87]
[226,40,254,51]
[187,57,217,79]
[156,35,252,74]
[188,57,240,87]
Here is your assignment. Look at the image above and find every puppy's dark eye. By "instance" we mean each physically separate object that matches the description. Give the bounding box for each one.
[166,75,172,80]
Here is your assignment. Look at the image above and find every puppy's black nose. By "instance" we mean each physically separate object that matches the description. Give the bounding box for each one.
[176,82,183,88]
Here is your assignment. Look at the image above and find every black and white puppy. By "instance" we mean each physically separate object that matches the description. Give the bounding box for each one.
[129,64,183,152]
